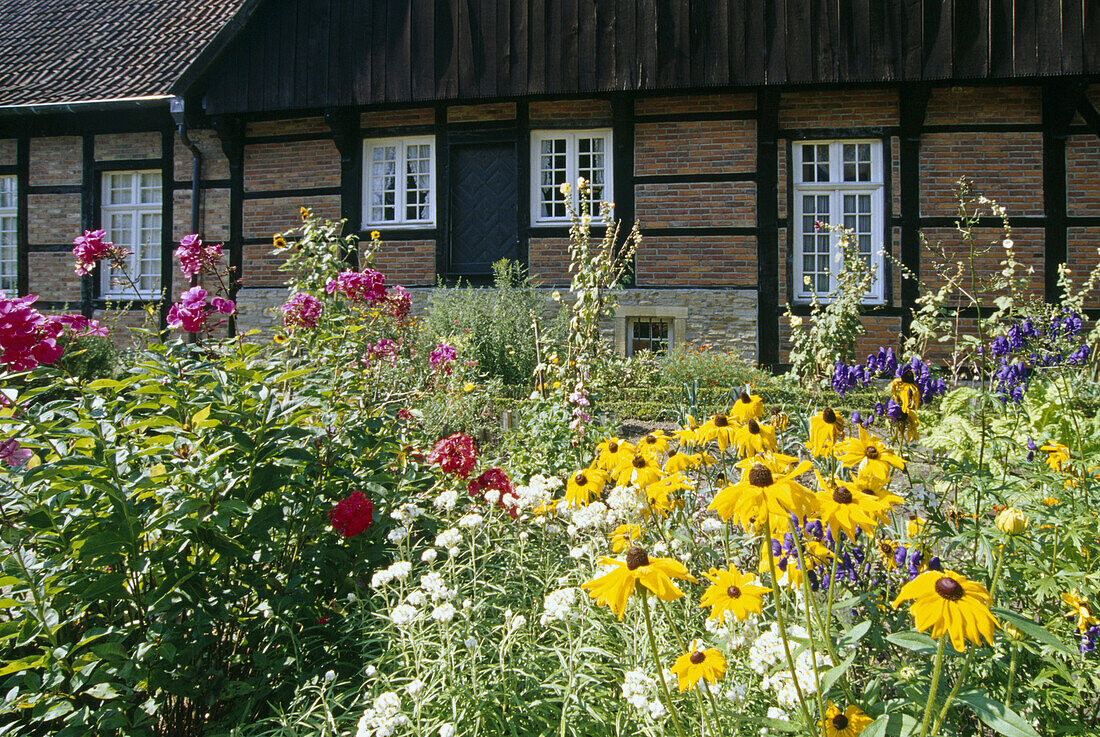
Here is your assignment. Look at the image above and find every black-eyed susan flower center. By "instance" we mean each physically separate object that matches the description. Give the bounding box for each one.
[747,419,761,434]
[823,407,837,424]
[574,472,588,486]
[726,585,742,599]
[608,442,619,453]
[714,414,729,427]
[690,651,706,664]
[632,456,647,469]
[739,391,751,404]
[626,546,650,570]
[935,576,965,601]
[668,448,678,457]
[880,541,894,555]
[832,487,854,504]
[644,434,657,445]
[865,446,880,460]
[748,463,774,487]
[832,714,850,730]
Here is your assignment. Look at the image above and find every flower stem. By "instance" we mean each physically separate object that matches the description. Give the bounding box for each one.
[1004,644,1019,707]
[930,650,973,736]
[765,520,815,733]
[919,638,947,737]
[640,590,688,737]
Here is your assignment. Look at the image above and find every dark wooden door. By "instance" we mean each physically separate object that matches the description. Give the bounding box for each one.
[448,142,519,276]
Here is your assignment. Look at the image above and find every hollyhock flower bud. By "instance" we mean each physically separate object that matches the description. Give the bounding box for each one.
[995,507,1029,536]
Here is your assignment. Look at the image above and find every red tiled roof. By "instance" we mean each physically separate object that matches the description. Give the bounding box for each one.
[0,0,253,108]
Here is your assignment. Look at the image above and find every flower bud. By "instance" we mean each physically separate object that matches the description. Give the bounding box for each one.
[995,507,1029,536]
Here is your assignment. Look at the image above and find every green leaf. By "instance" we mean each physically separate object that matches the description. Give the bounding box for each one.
[956,690,1040,737]
[992,608,1074,656]
[886,631,938,654]
[862,712,920,737]
[0,655,44,677]
[820,650,858,696]
[836,620,872,649]
[84,682,120,700]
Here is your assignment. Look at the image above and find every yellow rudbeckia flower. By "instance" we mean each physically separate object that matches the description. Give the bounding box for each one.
[892,570,997,652]
[637,430,671,460]
[565,467,608,506]
[670,639,726,692]
[808,407,846,458]
[709,455,814,534]
[890,377,921,414]
[699,567,770,622]
[580,546,696,620]
[731,419,777,457]
[610,523,643,553]
[643,473,690,519]
[1041,443,1071,472]
[663,447,700,474]
[1062,589,1099,632]
[595,438,634,473]
[820,702,874,737]
[698,413,738,452]
[835,426,906,480]
[730,389,764,423]
[814,482,900,540]
[613,452,664,488]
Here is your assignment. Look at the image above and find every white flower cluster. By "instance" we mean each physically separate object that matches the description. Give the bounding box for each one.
[568,501,609,533]
[371,560,413,590]
[457,513,483,528]
[389,604,417,627]
[386,527,409,543]
[390,503,423,524]
[604,485,648,524]
[420,571,456,602]
[435,528,462,554]
[620,669,666,719]
[434,489,459,512]
[438,724,455,737]
[700,517,724,534]
[539,587,578,625]
[503,608,527,635]
[355,692,408,737]
[431,602,457,623]
[513,474,562,512]
[750,624,831,710]
[705,610,757,651]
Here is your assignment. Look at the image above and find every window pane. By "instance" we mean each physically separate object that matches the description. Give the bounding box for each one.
[370,145,397,222]
[577,136,606,210]
[842,143,873,182]
[629,320,669,356]
[800,194,831,294]
[106,173,134,205]
[405,142,432,221]
[538,137,568,219]
[0,214,16,292]
[0,176,15,209]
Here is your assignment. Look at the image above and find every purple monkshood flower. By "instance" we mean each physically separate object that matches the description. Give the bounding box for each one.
[1082,624,1099,654]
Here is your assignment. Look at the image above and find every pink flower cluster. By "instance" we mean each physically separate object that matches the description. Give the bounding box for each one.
[426,433,478,478]
[364,338,398,365]
[280,292,322,330]
[0,293,107,370]
[0,439,31,467]
[429,343,457,374]
[325,268,387,304]
[467,467,519,518]
[386,285,412,322]
[72,230,132,276]
[174,234,225,277]
[166,287,236,334]
[328,491,374,538]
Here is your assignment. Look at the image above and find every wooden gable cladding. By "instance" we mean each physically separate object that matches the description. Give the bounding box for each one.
[199,0,1100,115]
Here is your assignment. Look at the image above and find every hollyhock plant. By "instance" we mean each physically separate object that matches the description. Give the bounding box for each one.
[72,229,132,276]
[174,234,225,277]
[427,433,478,478]
[467,467,519,517]
[429,343,457,374]
[280,292,322,330]
[166,287,236,334]
[325,268,387,304]
[328,491,374,538]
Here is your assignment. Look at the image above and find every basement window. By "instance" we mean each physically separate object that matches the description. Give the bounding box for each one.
[531,130,613,223]
[0,176,16,292]
[792,140,885,303]
[362,137,435,227]
[100,171,162,298]
[627,318,671,356]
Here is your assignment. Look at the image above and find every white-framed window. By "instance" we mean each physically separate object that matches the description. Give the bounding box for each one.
[362,137,435,227]
[531,130,613,223]
[100,171,162,297]
[627,318,671,356]
[792,140,885,303]
[0,176,17,293]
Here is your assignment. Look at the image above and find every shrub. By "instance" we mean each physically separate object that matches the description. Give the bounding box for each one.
[658,343,771,389]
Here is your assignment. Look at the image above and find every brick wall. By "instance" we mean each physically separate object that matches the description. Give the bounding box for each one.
[361,109,434,127]
[924,86,1041,126]
[0,139,15,166]
[636,236,756,287]
[174,129,231,181]
[530,99,611,122]
[635,120,755,175]
[27,253,81,301]
[244,139,341,192]
[529,237,572,284]
[919,226,1046,299]
[95,132,161,161]
[447,102,516,123]
[779,89,898,129]
[29,137,81,185]
[1067,134,1100,217]
[370,240,436,285]
[1068,227,1100,308]
[28,193,81,244]
[634,93,755,116]
[920,132,1044,216]
[173,189,231,242]
[635,181,755,228]
[243,195,341,240]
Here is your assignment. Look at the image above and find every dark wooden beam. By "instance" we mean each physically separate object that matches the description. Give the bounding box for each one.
[1041,82,1079,303]
[326,108,362,268]
[80,135,95,318]
[611,92,636,252]
[756,89,780,367]
[434,104,449,277]
[516,99,530,270]
[215,117,245,336]
[159,128,174,330]
[15,136,28,297]
[1077,92,1100,140]
[899,83,929,336]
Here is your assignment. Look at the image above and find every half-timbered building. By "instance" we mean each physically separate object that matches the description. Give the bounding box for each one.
[1,0,1099,364]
